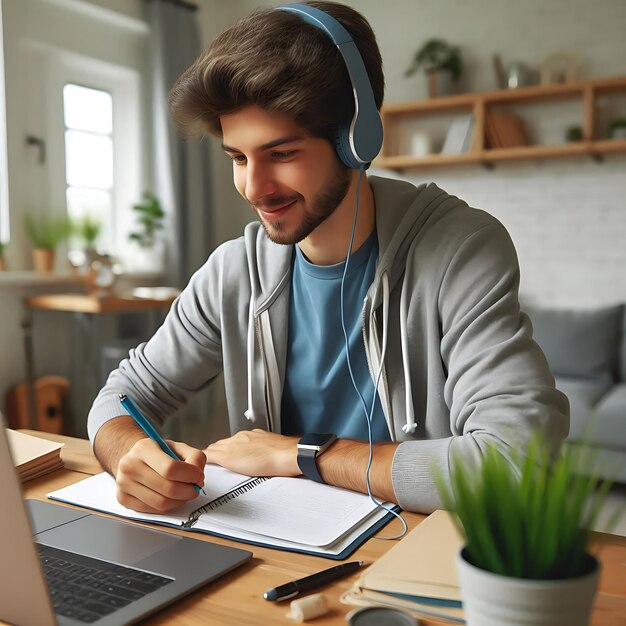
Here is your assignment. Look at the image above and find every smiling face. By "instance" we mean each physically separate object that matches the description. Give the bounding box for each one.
[221,105,352,246]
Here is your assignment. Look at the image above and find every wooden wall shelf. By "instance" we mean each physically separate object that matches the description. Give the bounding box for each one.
[376,75,626,170]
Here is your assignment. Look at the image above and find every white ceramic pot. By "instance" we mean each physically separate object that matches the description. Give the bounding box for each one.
[456,548,599,626]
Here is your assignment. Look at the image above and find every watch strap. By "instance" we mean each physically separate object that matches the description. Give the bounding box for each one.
[297,447,325,483]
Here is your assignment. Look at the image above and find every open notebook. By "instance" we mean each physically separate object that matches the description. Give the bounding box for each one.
[48,464,396,559]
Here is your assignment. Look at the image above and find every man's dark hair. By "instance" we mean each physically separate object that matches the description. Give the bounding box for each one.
[168,1,384,145]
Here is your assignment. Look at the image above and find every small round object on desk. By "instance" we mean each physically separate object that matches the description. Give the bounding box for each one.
[345,606,420,625]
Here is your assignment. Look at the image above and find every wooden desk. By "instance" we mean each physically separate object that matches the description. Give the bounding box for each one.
[17,435,626,626]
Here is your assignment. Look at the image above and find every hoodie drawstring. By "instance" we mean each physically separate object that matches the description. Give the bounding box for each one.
[399,277,417,435]
[244,297,256,423]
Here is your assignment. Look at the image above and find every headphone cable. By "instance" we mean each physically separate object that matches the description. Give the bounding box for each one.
[339,165,407,540]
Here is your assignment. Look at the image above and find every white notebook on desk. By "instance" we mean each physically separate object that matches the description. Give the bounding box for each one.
[48,464,396,559]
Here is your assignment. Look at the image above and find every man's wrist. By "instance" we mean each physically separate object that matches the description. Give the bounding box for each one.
[297,434,337,483]
[93,415,147,476]
[316,438,399,503]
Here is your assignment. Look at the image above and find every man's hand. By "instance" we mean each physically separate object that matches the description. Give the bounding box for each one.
[93,416,207,514]
[114,438,207,514]
[204,429,300,477]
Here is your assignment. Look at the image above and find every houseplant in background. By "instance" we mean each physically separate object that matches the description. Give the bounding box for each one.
[405,38,462,98]
[127,192,165,274]
[24,214,71,273]
[435,435,616,626]
[69,215,118,292]
[0,240,6,271]
[129,192,165,248]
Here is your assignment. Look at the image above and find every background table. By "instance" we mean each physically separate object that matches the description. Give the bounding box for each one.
[22,293,177,437]
[14,433,626,626]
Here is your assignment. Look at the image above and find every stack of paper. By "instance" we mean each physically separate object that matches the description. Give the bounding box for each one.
[342,510,465,623]
[6,429,64,482]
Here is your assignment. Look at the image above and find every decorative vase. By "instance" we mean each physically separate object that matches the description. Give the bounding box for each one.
[32,248,55,273]
[456,548,599,626]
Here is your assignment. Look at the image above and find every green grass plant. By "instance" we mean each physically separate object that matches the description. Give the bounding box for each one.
[25,214,71,249]
[73,215,101,246]
[435,436,615,580]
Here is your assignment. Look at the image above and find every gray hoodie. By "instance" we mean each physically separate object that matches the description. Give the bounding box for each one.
[88,175,569,513]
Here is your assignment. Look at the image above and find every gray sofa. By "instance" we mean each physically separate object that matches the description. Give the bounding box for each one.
[527,304,626,483]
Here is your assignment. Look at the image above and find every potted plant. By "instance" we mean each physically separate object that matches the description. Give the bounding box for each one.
[435,435,616,626]
[69,215,115,291]
[405,38,462,98]
[127,192,165,274]
[25,214,71,273]
[129,192,165,248]
[0,240,6,271]
[74,215,101,252]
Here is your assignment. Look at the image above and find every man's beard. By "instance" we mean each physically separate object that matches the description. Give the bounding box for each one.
[251,162,352,246]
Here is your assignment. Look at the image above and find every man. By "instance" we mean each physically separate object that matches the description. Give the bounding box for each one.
[88,1,568,515]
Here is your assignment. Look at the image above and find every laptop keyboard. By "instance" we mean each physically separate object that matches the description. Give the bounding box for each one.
[37,544,173,623]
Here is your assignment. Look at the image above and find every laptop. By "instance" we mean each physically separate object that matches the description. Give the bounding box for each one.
[0,424,252,626]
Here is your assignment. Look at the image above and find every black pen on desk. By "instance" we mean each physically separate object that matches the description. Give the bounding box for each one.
[264,561,366,602]
[119,393,206,495]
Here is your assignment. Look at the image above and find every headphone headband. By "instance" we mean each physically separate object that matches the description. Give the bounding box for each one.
[276,4,383,168]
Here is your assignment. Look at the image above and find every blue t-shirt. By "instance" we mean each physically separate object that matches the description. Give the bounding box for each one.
[281,232,390,442]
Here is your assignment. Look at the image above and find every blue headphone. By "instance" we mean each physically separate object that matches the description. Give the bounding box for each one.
[276,4,383,169]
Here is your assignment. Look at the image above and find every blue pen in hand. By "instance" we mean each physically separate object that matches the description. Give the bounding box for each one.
[119,393,205,495]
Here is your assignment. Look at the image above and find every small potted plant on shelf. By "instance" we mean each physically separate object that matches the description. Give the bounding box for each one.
[25,214,71,273]
[69,216,117,292]
[435,434,616,626]
[405,38,462,98]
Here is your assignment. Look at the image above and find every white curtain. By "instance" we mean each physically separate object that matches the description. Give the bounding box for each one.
[146,0,213,287]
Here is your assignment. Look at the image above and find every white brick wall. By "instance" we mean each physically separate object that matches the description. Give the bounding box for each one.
[374,157,626,309]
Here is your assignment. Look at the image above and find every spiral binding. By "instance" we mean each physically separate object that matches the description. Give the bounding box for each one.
[182,476,271,528]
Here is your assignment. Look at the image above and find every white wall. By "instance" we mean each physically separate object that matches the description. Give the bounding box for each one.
[0,0,148,425]
[198,0,626,309]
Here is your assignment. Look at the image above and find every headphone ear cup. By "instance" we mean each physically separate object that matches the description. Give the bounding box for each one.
[335,124,359,169]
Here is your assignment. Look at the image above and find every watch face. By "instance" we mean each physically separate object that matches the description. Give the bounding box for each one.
[299,433,335,447]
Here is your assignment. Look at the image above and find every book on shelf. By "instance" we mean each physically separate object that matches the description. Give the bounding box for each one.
[48,464,397,560]
[342,510,465,623]
[6,428,64,482]
[441,114,475,155]
[485,111,529,149]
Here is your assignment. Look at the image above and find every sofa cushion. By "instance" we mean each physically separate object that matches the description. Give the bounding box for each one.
[592,384,626,450]
[526,304,624,383]
[556,376,612,441]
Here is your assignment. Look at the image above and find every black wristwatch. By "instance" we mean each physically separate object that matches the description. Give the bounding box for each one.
[297,433,337,484]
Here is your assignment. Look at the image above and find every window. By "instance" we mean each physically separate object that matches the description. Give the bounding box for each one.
[63,84,114,252]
